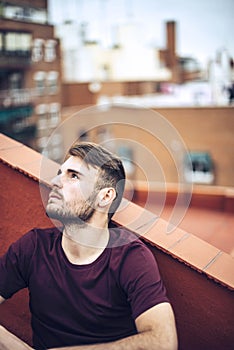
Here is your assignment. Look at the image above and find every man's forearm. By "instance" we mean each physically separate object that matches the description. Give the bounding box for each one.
[0,325,33,350]
[51,330,177,350]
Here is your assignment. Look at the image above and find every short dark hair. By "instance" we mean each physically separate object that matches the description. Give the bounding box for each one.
[67,141,125,220]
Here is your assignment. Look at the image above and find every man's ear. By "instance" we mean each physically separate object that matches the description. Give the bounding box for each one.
[98,188,116,208]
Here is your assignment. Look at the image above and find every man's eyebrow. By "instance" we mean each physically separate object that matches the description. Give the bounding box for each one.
[67,168,84,177]
[56,168,84,176]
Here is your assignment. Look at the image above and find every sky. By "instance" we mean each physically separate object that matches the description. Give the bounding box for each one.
[48,0,234,67]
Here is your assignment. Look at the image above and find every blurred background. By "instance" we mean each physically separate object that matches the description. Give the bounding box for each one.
[0,0,234,187]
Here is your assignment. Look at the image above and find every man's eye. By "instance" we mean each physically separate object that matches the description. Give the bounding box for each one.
[71,173,79,179]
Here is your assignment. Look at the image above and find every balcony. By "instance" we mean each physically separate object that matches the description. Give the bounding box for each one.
[0,91,36,146]
[0,51,31,69]
[0,3,48,25]
[0,88,35,109]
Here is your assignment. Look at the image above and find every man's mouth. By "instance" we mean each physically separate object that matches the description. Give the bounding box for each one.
[49,191,62,201]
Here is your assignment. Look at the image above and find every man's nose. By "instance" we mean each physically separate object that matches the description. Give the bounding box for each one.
[51,173,62,188]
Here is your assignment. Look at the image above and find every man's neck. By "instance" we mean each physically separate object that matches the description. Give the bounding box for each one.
[61,219,110,265]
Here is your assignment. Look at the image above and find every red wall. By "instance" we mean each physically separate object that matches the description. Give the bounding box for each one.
[0,163,52,346]
[147,245,234,350]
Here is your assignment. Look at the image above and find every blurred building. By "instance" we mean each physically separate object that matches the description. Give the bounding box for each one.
[55,20,172,83]
[0,0,63,161]
[56,19,201,86]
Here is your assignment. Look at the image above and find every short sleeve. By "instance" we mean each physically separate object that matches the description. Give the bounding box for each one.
[119,241,169,320]
[0,230,36,299]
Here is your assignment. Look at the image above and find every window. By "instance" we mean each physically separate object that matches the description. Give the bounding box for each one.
[4,5,22,20]
[36,104,48,130]
[5,32,16,53]
[4,32,31,56]
[31,8,47,24]
[184,151,215,184]
[48,103,61,127]
[50,132,63,160]
[47,71,59,94]
[34,71,46,96]
[3,3,47,24]
[36,103,61,130]
[19,33,31,56]
[36,103,63,161]
[32,38,44,62]
[45,40,57,62]
[9,73,22,90]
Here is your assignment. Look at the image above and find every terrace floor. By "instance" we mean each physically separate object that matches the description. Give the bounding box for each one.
[137,202,234,257]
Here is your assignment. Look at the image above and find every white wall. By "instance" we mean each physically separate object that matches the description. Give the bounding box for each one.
[48,0,234,68]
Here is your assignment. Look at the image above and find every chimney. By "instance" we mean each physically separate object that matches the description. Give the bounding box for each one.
[166,21,177,68]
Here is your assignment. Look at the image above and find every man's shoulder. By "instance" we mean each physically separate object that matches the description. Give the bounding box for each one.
[33,226,62,235]
[108,221,149,253]
[24,226,62,244]
[14,227,62,258]
[108,223,161,286]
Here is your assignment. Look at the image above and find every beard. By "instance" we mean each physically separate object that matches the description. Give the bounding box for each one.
[46,190,98,225]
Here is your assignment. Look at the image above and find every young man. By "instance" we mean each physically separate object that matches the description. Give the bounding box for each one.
[0,142,178,350]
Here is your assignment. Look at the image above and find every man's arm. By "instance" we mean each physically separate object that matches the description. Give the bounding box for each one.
[0,325,33,350]
[0,296,33,349]
[51,302,178,350]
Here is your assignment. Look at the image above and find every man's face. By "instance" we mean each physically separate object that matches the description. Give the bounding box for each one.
[46,156,99,224]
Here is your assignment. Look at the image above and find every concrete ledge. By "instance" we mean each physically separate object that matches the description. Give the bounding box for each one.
[132,180,234,212]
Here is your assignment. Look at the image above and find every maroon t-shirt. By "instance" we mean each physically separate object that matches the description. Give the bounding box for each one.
[0,224,169,349]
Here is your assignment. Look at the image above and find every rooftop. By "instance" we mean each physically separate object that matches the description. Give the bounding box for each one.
[0,132,233,350]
